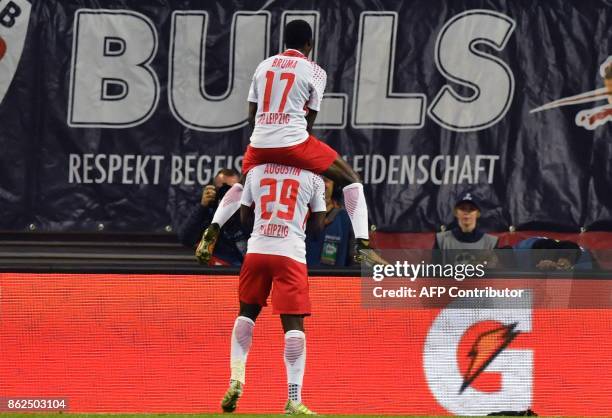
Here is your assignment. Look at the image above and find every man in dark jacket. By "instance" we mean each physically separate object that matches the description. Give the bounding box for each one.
[178,169,248,266]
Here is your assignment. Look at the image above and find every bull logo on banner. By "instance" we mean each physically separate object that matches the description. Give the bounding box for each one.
[423,293,533,415]
[0,0,31,105]
[531,56,612,130]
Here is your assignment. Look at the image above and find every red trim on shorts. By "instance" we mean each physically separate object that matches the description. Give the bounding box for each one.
[242,134,338,174]
[238,253,311,315]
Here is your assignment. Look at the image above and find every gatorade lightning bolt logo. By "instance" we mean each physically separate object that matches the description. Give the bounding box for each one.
[531,56,612,130]
[459,322,519,394]
[0,0,32,105]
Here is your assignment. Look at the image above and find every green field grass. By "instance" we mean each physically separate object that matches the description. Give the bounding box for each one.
[0,414,533,418]
[0,414,546,418]
[0,415,452,418]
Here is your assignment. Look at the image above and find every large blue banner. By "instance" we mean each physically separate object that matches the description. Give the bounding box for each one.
[0,0,610,233]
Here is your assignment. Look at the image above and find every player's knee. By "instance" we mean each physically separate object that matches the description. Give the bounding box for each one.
[326,161,361,186]
[239,303,262,321]
[338,171,361,187]
[281,314,305,333]
[346,171,361,184]
[336,160,361,184]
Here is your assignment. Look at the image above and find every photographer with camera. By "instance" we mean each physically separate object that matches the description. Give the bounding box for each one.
[177,168,248,266]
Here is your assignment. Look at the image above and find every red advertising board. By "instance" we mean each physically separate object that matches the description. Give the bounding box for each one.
[0,273,610,415]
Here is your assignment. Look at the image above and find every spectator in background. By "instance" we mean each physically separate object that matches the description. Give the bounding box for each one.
[434,193,498,250]
[178,169,248,266]
[306,177,353,266]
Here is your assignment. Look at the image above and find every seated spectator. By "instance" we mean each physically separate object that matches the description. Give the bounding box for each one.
[306,177,353,267]
[514,237,595,270]
[434,193,498,250]
[432,193,498,268]
[177,169,248,266]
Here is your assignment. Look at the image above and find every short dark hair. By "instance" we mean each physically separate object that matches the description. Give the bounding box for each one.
[531,238,559,250]
[532,238,582,265]
[284,20,312,50]
[215,168,239,178]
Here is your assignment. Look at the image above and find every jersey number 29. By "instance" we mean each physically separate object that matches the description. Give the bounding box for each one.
[260,178,300,220]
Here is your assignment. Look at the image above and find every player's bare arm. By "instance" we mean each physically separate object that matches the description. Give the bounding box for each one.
[240,204,255,234]
[306,210,326,238]
[305,109,318,133]
[248,102,257,130]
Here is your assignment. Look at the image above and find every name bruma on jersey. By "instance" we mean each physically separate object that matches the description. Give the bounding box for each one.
[271,58,298,70]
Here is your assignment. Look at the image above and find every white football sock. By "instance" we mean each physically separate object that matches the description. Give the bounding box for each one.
[230,316,254,384]
[342,183,369,239]
[212,183,243,228]
[284,330,306,403]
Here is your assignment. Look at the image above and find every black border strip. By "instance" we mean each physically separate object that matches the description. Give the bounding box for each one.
[1,264,612,279]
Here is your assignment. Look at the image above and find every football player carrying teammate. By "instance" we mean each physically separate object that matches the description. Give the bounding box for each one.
[196,20,387,267]
[220,163,326,415]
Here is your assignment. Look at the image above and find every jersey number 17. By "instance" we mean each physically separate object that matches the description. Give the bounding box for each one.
[263,71,295,113]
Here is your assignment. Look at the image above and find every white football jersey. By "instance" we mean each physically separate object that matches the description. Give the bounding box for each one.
[240,163,327,263]
[247,49,327,148]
